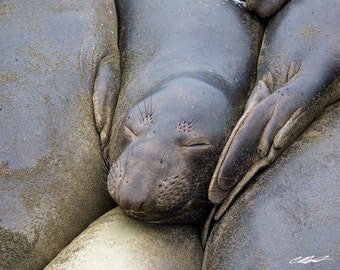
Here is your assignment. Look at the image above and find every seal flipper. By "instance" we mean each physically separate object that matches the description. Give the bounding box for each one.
[209,62,340,214]
[209,0,340,206]
[93,55,120,151]
[78,1,120,163]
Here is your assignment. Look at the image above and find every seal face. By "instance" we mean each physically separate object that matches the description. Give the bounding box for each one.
[108,78,230,224]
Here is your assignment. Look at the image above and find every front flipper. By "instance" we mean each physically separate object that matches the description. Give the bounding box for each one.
[93,54,120,151]
[79,2,120,165]
[209,60,340,218]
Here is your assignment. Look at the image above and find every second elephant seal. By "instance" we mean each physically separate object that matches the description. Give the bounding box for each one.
[107,0,263,224]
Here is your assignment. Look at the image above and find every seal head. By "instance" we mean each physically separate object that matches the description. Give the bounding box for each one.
[108,78,232,224]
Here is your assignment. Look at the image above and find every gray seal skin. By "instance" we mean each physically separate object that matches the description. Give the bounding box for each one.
[203,101,340,269]
[45,207,203,270]
[203,0,340,268]
[209,0,340,207]
[0,0,119,268]
[107,0,263,225]
[246,0,290,18]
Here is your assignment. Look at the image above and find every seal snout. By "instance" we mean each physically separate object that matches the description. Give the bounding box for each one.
[118,188,145,213]
[116,168,152,213]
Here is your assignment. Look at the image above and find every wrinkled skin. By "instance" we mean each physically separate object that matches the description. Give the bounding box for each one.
[246,0,290,18]
[107,0,263,225]
[209,0,340,206]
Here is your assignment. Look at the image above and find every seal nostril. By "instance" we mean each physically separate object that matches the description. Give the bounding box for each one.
[117,169,152,214]
[118,191,146,213]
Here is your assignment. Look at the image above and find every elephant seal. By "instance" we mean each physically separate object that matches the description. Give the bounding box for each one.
[107,0,263,225]
[208,0,340,212]
[0,0,119,268]
[203,101,340,269]
[45,207,203,270]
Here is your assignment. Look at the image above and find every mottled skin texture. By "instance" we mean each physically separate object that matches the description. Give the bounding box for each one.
[209,0,340,207]
[246,0,290,18]
[0,0,119,268]
[107,0,263,225]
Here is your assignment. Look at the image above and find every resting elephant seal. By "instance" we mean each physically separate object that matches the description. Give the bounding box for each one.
[0,0,118,268]
[45,207,203,270]
[209,0,340,211]
[107,0,263,225]
[203,101,340,269]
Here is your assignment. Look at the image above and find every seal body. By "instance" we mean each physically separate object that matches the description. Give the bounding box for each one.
[0,0,119,268]
[203,0,340,268]
[107,0,263,224]
[45,207,203,270]
[208,0,340,205]
[203,101,340,269]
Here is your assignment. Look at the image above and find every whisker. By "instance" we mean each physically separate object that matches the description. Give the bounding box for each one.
[137,104,144,122]
[143,99,148,117]
[102,153,110,176]
[149,95,153,116]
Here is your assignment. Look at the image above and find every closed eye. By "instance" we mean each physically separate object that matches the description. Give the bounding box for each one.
[185,142,212,149]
